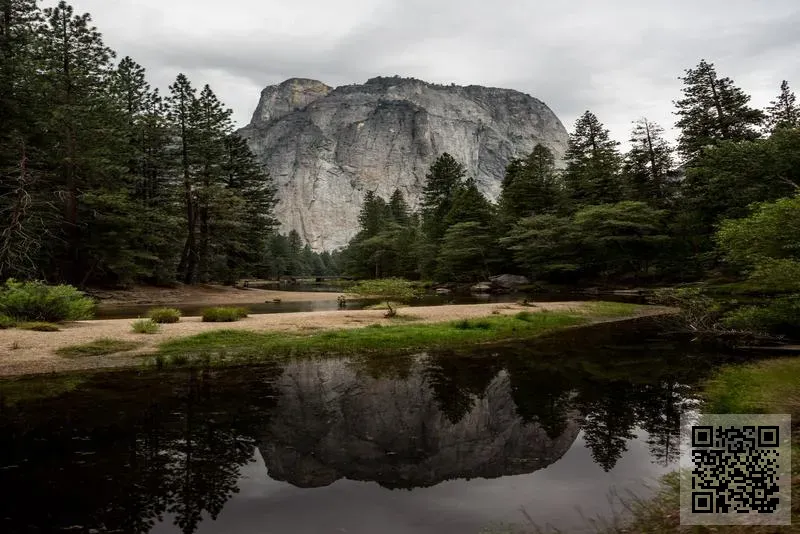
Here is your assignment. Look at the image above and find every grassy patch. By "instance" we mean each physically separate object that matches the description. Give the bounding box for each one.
[704,357,800,420]
[154,312,589,367]
[201,306,248,322]
[132,318,160,334]
[16,321,61,332]
[56,338,143,358]
[147,307,181,323]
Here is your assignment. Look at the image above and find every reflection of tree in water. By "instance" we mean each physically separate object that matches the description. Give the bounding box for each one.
[575,380,639,472]
[635,381,691,466]
[423,353,502,424]
[0,365,282,534]
[504,361,574,439]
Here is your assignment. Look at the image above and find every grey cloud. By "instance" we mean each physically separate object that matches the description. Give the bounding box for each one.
[69,0,800,144]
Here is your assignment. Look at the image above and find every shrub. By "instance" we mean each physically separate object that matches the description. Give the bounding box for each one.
[722,297,800,336]
[453,319,492,330]
[132,318,160,334]
[349,278,424,317]
[148,307,182,324]
[16,321,60,332]
[201,307,248,322]
[0,314,15,329]
[0,279,95,322]
[515,311,535,322]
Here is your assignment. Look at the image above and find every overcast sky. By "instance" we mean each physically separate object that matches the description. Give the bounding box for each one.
[65,0,800,145]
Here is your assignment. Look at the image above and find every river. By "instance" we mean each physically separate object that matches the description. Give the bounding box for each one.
[0,318,748,533]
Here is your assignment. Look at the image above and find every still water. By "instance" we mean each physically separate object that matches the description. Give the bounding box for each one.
[0,320,746,533]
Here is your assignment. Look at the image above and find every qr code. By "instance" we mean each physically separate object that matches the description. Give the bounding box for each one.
[680,414,791,526]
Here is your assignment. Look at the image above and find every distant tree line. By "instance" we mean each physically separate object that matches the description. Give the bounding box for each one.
[0,0,333,286]
[342,59,799,287]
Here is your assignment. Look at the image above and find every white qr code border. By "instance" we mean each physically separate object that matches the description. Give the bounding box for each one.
[679,413,792,526]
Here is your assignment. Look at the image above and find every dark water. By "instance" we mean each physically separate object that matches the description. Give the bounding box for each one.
[0,320,747,533]
[93,294,520,320]
[94,291,644,320]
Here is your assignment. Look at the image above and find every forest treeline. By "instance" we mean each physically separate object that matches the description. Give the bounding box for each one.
[0,0,336,287]
[2,1,799,294]
[341,62,799,288]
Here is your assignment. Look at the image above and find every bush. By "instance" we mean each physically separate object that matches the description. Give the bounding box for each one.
[515,311,535,322]
[453,319,492,330]
[201,307,248,322]
[0,279,95,322]
[148,307,181,324]
[132,319,160,334]
[16,321,61,332]
[722,297,800,336]
[0,314,15,329]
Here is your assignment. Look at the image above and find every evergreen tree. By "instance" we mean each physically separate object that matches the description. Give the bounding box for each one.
[444,178,494,228]
[168,73,200,283]
[357,190,389,237]
[674,59,764,161]
[623,118,674,204]
[420,153,466,241]
[499,144,561,221]
[388,188,410,225]
[0,0,45,278]
[436,222,493,282]
[765,80,799,133]
[562,111,622,207]
[38,1,121,284]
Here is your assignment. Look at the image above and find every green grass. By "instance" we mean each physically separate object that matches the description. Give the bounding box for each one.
[16,321,61,332]
[201,306,249,322]
[154,311,590,367]
[131,318,160,334]
[0,314,15,329]
[147,307,181,323]
[56,338,144,358]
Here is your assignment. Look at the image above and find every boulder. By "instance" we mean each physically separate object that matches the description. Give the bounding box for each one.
[489,274,531,288]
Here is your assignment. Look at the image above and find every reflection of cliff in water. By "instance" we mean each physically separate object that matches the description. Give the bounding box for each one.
[0,319,747,533]
[259,357,581,489]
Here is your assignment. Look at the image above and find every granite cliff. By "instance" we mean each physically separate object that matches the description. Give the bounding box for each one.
[238,76,569,250]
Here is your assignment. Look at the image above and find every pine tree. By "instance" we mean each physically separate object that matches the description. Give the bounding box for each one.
[562,111,622,207]
[388,189,410,225]
[38,1,120,283]
[499,144,561,221]
[445,178,493,228]
[674,59,764,161]
[357,191,389,237]
[169,74,200,283]
[623,119,674,204]
[765,80,799,133]
[420,153,466,240]
[0,0,45,278]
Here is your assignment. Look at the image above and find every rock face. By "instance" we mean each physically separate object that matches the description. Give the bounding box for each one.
[257,356,581,489]
[238,76,569,250]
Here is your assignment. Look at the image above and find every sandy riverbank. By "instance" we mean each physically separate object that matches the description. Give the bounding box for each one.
[0,302,667,377]
[88,284,343,307]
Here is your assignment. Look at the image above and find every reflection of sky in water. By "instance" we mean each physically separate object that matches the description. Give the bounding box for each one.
[152,429,674,534]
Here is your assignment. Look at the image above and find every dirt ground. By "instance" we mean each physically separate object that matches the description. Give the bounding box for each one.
[0,302,606,377]
[88,284,342,306]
